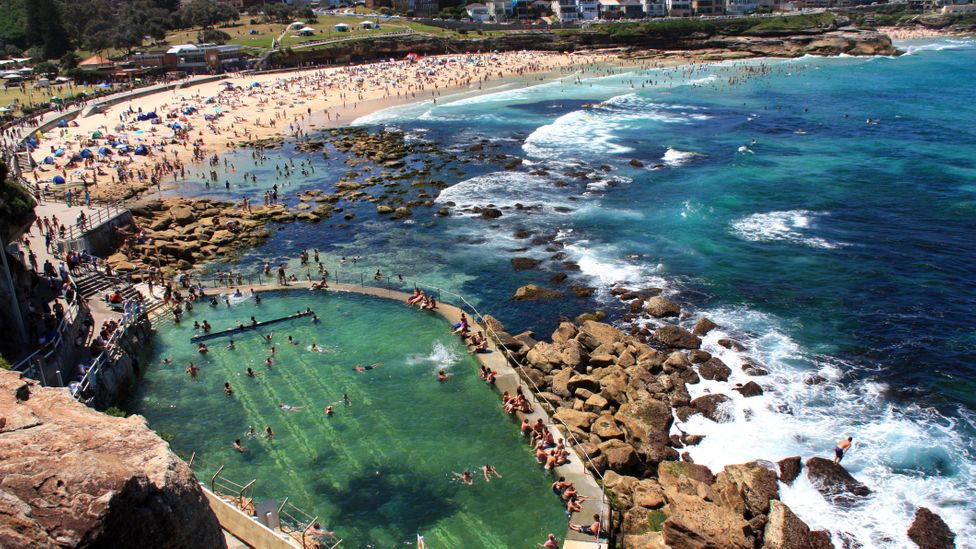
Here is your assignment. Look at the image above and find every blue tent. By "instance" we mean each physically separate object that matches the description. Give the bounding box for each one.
[98,146,111,155]
[43,156,54,164]
[57,120,68,128]
[133,145,149,156]
[251,82,261,87]
[182,106,196,114]
[136,111,158,121]
[80,149,93,159]
[117,144,131,153]
[54,148,65,156]
[97,82,111,88]
[170,122,181,129]
[53,175,65,184]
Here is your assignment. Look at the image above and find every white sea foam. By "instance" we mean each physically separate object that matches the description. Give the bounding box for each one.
[662,147,704,167]
[522,94,709,160]
[673,305,976,547]
[407,340,461,372]
[434,171,569,212]
[730,209,844,249]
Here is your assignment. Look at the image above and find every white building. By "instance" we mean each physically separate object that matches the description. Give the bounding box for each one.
[487,0,513,20]
[552,0,579,21]
[725,0,757,13]
[642,0,667,15]
[666,0,693,15]
[577,0,600,19]
[466,2,491,20]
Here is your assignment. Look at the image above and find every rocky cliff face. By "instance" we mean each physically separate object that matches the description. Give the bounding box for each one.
[282,27,897,67]
[0,370,225,548]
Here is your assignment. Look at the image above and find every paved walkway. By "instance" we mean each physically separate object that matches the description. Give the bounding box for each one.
[159,279,609,548]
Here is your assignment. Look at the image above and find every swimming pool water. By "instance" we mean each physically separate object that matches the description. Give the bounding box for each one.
[128,290,567,547]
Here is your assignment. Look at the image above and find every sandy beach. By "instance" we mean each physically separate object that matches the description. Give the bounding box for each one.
[879,26,976,41]
[24,51,620,201]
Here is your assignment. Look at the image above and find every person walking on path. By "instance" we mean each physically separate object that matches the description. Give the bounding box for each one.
[834,436,853,465]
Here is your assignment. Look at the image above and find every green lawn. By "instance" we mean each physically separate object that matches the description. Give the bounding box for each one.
[0,83,101,114]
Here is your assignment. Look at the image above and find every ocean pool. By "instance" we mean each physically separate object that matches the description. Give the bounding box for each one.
[128,290,566,547]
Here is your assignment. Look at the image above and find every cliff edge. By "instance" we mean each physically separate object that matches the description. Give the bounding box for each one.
[0,370,225,548]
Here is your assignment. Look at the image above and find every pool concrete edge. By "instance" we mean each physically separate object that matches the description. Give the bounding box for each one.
[175,280,611,548]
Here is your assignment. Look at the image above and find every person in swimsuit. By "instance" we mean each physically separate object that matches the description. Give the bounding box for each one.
[186,362,199,377]
[453,470,474,485]
[482,464,501,482]
[245,367,255,378]
[834,436,853,464]
[568,514,602,537]
[279,403,304,412]
[224,382,234,395]
[264,426,275,439]
[437,370,449,382]
[538,533,558,549]
[232,439,246,453]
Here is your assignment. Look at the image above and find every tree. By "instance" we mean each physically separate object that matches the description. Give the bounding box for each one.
[178,0,239,29]
[113,1,171,53]
[0,0,29,50]
[25,0,72,59]
[59,51,79,70]
[197,28,231,44]
[263,3,293,24]
[34,61,58,77]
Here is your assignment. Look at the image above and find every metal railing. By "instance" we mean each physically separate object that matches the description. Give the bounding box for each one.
[182,452,341,549]
[10,292,82,386]
[73,298,144,404]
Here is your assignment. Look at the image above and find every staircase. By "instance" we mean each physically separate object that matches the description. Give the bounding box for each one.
[73,269,143,303]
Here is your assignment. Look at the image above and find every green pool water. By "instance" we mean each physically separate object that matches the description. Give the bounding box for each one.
[128,290,567,548]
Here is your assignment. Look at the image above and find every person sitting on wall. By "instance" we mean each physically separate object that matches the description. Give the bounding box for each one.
[108,290,123,304]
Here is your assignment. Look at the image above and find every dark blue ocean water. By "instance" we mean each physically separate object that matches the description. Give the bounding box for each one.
[172,38,976,546]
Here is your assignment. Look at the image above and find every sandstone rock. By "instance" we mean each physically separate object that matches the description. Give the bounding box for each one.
[584,393,610,412]
[591,414,625,440]
[662,488,753,549]
[170,205,195,226]
[559,339,588,371]
[567,374,601,394]
[599,439,641,475]
[688,350,712,364]
[742,362,770,376]
[717,338,746,351]
[907,506,956,549]
[693,316,719,336]
[658,461,716,488]
[663,352,692,373]
[804,457,871,504]
[689,394,733,423]
[603,471,639,509]
[392,206,411,219]
[646,296,680,318]
[513,284,562,301]
[804,374,827,385]
[723,461,779,516]
[629,158,645,168]
[698,357,732,381]
[764,500,833,549]
[655,325,701,350]
[588,353,616,368]
[511,257,541,271]
[615,399,676,464]
[0,371,224,548]
[376,204,394,214]
[550,368,574,398]
[552,322,578,344]
[633,478,666,509]
[480,207,502,218]
[526,342,562,373]
[577,320,625,350]
[778,456,802,484]
[553,408,597,432]
[734,381,764,398]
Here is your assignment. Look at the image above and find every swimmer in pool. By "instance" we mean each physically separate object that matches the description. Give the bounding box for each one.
[264,357,273,367]
[224,382,234,395]
[353,363,381,373]
[279,403,304,412]
[482,464,501,482]
[324,405,334,416]
[186,362,199,377]
[245,367,255,378]
[246,425,256,438]
[232,439,246,453]
[264,426,275,439]
[437,370,449,382]
[227,339,235,350]
[162,357,173,365]
[288,335,299,345]
[453,471,474,485]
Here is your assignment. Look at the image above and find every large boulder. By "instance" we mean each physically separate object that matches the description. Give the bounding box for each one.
[616,400,677,465]
[598,439,642,475]
[723,461,779,516]
[907,507,956,549]
[577,320,625,351]
[662,489,754,549]
[734,381,764,398]
[552,322,578,344]
[655,325,702,350]
[658,461,716,489]
[646,296,680,318]
[688,394,733,423]
[553,408,597,433]
[591,413,625,440]
[511,257,541,271]
[0,371,224,548]
[804,457,871,504]
[693,316,719,336]
[513,284,563,301]
[764,500,833,549]
[525,342,563,374]
[777,456,802,484]
[169,205,195,226]
[698,357,732,381]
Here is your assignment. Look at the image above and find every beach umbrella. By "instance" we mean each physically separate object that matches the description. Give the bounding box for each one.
[251,82,261,88]
[53,175,65,184]
[80,149,93,159]
[134,145,149,155]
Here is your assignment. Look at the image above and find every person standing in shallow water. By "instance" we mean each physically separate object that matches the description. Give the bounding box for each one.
[834,436,853,465]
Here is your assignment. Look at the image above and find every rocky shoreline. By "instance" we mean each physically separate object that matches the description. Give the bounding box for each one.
[481,300,957,547]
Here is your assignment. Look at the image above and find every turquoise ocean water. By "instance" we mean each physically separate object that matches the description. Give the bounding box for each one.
[143,37,976,546]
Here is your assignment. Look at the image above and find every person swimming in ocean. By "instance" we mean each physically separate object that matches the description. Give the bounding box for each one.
[279,403,304,412]
[246,425,256,438]
[353,363,381,373]
[452,470,474,485]
[232,439,246,453]
[227,339,235,350]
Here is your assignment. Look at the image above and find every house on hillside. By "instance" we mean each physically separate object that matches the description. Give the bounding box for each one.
[598,0,644,18]
[79,55,115,72]
[692,0,724,14]
[466,2,492,20]
[642,0,667,16]
[667,0,693,15]
[551,0,579,21]
[578,0,600,19]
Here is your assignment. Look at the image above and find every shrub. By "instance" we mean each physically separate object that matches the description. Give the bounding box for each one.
[104,406,127,417]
